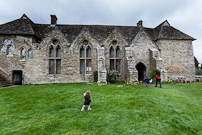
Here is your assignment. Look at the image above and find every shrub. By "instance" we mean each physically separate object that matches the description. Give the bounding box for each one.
[93,71,98,82]
[107,70,119,82]
[196,69,202,75]
[150,68,161,79]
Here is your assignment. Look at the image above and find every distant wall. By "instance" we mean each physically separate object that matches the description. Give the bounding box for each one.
[158,39,195,78]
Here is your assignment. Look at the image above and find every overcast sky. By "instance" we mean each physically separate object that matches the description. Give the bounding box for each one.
[0,0,202,64]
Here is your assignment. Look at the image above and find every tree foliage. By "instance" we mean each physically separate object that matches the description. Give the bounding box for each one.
[194,56,199,69]
[150,68,161,79]
[196,69,202,75]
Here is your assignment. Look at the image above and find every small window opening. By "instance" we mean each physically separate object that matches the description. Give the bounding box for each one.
[112,40,117,45]
[53,40,58,45]
[83,40,88,45]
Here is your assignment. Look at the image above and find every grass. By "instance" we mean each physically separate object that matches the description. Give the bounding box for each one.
[0,83,202,135]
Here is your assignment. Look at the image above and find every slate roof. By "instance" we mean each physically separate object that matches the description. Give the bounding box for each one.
[0,15,196,44]
[153,20,195,41]
[0,15,42,39]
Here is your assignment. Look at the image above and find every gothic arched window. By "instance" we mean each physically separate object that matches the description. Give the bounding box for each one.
[80,40,91,74]
[49,44,61,74]
[110,45,121,73]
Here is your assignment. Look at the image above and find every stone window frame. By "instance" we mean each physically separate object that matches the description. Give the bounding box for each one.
[80,40,92,74]
[109,41,121,73]
[48,39,61,75]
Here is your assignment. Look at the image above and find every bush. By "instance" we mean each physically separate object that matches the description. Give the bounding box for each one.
[93,71,98,82]
[107,70,119,82]
[150,68,161,79]
[196,69,202,75]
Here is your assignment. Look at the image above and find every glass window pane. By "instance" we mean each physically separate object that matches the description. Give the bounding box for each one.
[116,59,121,73]
[112,40,117,45]
[21,48,25,60]
[28,49,33,59]
[83,40,88,45]
[86,59,91,67]
[4,39,11,45]
[86,46,91,57]
[49,46,54,57]
[86,59,91,74]
[56,46,61,57]
[49,59,54,74]
[110,59,114,70]
[8,46,14,55]
[80,46,85,58]
[1,45,6,52]
[56,59,61,74]
[116,47,121,58]
[80,59,85,74]
[53,40,58,45]
[110,47,114,58]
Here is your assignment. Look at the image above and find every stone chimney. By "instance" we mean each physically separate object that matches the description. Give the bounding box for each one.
[137,20,143,27]
[51,15,57,25]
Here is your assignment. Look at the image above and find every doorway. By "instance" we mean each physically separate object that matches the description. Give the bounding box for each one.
[136,62,146,81]
[13,71,23,85]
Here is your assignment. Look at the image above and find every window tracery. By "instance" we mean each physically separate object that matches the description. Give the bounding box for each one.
[80,40,91,74]
[109,43,121,73]
[49,43,61,74]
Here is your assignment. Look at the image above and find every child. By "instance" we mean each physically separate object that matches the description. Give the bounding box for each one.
[81,90,93,111]
[144,76,151,86]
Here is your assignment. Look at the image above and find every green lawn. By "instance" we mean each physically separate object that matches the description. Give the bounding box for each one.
[0,83,202,135]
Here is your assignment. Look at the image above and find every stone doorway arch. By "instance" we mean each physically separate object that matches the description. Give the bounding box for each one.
[136,62,146,81]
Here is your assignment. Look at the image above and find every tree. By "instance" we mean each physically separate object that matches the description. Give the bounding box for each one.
[194,56,199,69]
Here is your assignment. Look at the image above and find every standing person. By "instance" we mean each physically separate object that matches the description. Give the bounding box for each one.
[155,71,162,88]
[81,90,93,111]
[144,76,151,86]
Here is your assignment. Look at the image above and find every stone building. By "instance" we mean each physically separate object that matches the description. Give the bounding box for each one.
[0,14,196,85]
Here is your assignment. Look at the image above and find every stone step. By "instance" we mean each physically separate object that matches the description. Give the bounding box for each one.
[0,74,12,87]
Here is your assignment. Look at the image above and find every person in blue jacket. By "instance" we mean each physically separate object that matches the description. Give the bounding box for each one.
[144,76,151,86]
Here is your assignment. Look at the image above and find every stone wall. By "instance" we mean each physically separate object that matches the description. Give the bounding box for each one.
[131,29,157,77]
[158,40,195,79]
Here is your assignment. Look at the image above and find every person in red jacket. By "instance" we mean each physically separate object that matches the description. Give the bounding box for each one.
[155,71,162,88]
[81,90,93,111]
